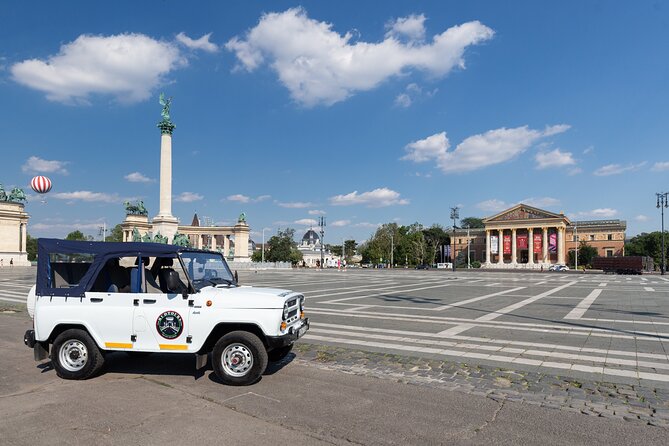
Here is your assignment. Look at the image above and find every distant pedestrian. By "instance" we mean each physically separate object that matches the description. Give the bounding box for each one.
[10,258,13,267]
[0,259,3,268]
[540,265,544,272]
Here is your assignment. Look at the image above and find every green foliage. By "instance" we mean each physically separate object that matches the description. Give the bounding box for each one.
[461,217,484,229]
[26,234,37,261]
[423,225,449,264]
[568,241,599,267]
[65,230,87,241]
[329,245,343,256]
[471,260,482,268]
[625,231,668,267]
[265,228,303,264]
[344,239,357,258]
[105,224,124,242]
[251,250,263,262]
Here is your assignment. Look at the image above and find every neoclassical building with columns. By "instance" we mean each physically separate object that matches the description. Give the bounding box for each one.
[451,204,626,269]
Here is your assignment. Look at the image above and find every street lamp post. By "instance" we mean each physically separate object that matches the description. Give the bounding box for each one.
[262,228,266,264]
[390,233,394,269]
[657,193,668,275]
[466,226,471,269]
[318,216,326,269]
[575,221,578,270]
[450,207,459,271]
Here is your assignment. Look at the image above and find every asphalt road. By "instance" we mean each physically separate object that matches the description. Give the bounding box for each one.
[2,266,669,444]
[1,310,667,445]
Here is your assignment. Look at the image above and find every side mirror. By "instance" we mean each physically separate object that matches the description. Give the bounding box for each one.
[234,270,239,284]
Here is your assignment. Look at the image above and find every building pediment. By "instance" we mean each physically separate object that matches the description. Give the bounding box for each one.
[483,204,568,224]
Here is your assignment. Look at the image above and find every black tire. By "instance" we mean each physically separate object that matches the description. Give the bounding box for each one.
[212,331,268,386]
[51,329,104,380]
[268,343,293,362]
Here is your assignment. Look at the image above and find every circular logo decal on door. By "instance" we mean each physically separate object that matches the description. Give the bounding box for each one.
[156,311,183,339]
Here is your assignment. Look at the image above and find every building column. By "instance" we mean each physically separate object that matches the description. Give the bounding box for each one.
[542,227,548,264]
[485,230,491,264]
[224,235,230,258]
[511,228,517,265]
[498,229,504,264]
[528,227,534,265]
[197,234,202,249]
[211,235,217,251]
[558,226,565,265]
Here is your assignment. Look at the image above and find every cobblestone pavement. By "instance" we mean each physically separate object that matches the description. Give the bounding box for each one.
[293,342,669,428]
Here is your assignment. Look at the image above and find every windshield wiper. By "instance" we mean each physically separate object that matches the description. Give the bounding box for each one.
[196,277,235,287]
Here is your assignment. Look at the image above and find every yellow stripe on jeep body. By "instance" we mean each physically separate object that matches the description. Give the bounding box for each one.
[105,342,133,349]
[159,344,188,351]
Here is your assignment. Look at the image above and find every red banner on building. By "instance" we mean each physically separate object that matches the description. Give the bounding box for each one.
[517,234,528,250]
[503,234,511,254]
[533,233,542,253]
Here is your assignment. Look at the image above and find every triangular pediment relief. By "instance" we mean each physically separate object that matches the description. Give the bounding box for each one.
[483,204,566,223]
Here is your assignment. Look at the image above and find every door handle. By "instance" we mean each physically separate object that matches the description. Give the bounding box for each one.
[90,297,103,303]
[188,299,194,307]
[143,299,157,304]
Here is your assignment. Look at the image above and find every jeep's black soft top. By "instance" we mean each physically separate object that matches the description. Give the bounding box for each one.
[36,238,210,297]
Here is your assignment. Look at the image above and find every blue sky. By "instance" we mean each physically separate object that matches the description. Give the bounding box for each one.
[1,1,668,244]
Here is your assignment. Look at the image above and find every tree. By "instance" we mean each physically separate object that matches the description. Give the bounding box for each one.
[461,217,484,229]
[344,239,357,261]
[422,225,449,264]
[251,250,263,262]
[105,224,123,242]
[568,241,599,268]
[329,245,343,256]
[625,231,668,268]
[265,228,303,264]
[26,234,37,261]
[65,230,87,241]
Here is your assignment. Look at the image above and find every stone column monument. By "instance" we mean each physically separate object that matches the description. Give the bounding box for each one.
[151,93,179,242]
[233,213,250,261]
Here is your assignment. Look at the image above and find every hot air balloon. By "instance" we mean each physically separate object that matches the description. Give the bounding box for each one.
[30,176,52,195]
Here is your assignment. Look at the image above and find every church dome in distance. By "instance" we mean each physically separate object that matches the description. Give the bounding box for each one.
[302,229,320,244]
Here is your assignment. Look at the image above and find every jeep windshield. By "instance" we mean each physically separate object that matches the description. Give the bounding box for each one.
[180,251,236,290]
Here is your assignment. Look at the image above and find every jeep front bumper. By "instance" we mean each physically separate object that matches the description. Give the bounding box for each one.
[266,318,309,350]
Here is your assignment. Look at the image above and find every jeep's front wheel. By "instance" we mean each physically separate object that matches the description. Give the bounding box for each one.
[51,329,104,380]
[212,331,268,386]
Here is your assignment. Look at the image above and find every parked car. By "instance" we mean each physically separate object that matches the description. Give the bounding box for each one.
[415,264,430,270]
[24,238,309,386]
[548,264,570,271]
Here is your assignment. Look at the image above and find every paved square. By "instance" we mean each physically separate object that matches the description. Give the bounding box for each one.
[4,267,669,388]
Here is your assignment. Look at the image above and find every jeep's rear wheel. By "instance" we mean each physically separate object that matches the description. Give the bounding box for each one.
[268,343,293,362]
[212,331,267,386]
[51,329,104,380]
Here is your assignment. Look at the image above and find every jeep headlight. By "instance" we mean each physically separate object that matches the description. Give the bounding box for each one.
[282,303,290,320]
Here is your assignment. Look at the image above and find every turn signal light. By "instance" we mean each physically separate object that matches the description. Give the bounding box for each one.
[206,300,212,307]
[280,321,287,331]
[300,311,305,319]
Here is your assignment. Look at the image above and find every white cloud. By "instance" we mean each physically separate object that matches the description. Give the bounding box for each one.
[523,197,560,208]
[477,197,559,213]
[394,93,412,108]
[51,190,120,203]
[226,8,493,107]
[476,199,509,213]
[635,215,649,222]
[583,146,594,155]
[573,208,618,219]
[308,209,326,215]
[330,187,409,207]
[22,156,69,174]
[276,201,313,208]
[594,162,646,176]
[353,222,381,228]
[124,172,154,183]
[385,14,427,42]
[402,131,449,162]
[11,33,186,104]
[227,194,250,203]
[404,125,569,173]
[226,194,270,203]
[331,220,351,227]
[651,161,669,172]
[174,192,203,202]
[535,149,576,169]
[567,167,583,176]
[294,218,318,226]
[175,32,218,52]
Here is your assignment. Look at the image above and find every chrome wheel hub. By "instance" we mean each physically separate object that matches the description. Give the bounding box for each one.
[221,343,253,377]
[59,340,88,372]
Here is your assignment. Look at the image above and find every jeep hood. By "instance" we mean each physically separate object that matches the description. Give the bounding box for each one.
[197,286,300,309]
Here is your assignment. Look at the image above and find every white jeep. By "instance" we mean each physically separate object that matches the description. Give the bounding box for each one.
[24,238,309,385]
